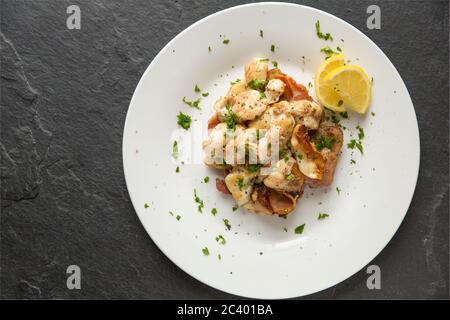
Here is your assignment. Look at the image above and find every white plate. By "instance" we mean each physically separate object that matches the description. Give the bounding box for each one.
[123,2,419,298]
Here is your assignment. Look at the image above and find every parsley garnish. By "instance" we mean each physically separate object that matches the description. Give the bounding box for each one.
[175,166,180,173]
[270,44,275,52]
[248,164,262,173]
[230,78,241,85]
[318,213,330,220]
[208,46,212,52]
[211,207,217,216]
[172,141,179,159]
[232,206,238,212]
[315,20,333,41]
[202,247,210,256]
[237,178,245,190]
[259,30,264,38]
[316,135,336,151]
[347,139,364,155]
[224,105,237,130]
[144,203,149,209]
[320,46,337,58]
[215,235,226,245]
[247,79,266,91]
[218,254,222,260]
[272,60,278,67]
[182,96,201,109]
[294,224,305,234]
[202,92,209,97]
[194,84,201,93]
[223,219,231,230]
[204,176,210,183]
[194,189,204,213]
[357,126,365,140]
[336,187,341,195]
[286,173,295,181]
[259,91,267,100]
[223,39,230,44]
[340,111,348,118]
[176,215,181,221]
[177,112,192,130]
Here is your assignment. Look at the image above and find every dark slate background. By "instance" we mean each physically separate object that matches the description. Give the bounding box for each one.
[0,0,448,299]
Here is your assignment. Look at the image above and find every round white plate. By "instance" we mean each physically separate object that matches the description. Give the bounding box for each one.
[123,2,419,298]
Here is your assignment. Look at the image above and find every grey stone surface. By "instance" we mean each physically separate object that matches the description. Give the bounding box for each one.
[0,0,448,299]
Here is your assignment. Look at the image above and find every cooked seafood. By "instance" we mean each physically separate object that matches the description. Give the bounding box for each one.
[202,59,343,215]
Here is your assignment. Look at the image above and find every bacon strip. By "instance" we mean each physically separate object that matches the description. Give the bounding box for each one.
[268,68,312,102]
[215,178,231,195]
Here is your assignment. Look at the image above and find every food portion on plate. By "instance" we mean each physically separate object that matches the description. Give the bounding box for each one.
[202,56,371,216]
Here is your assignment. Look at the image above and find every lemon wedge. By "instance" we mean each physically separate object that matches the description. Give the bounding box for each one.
[324,65,372,114]
[314,54,346,112]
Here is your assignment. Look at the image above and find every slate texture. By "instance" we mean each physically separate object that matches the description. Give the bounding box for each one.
[0,0,448,299]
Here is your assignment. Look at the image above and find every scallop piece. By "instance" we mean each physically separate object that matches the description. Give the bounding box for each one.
[203,123,244,168]
[224,167,257,206]
[231,90,268,122]
[263,156,304,193]
[248,102,295,147]
[244,58,268,83]
[263,79,286,104]
[284,100,324,130]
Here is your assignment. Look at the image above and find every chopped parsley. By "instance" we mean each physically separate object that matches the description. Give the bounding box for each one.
[202,247,210,256]
[144,203,150,209]
[169,211,174,216]
[215,235,226,245]
[320,46,337,58]
[208,46,212,52]
[259,30,264,38]
[224,105,238,130]
[211,207,217,216]
[294,224,305,234]
[315,20,333,41]
[194,84,201,93]
[259,91,267,100]
[176,215,181,221]
[175,166,180,173]
[223,218,231,230]
[230,78,241,85]
[232,206,238,212]
[182,96,201,110]
[172,141,179,159]
[194,189,204,213]
[223,39,230,44]
[270,44,275,52]
[248,164,262,173]
[337,46,342,52]
[357,126,365,140]
[202,92,209,97]
[259,58,270,62]
[350,159,356,164]
[318,213,330,220]
[286,173,295,181]
[308,82,313,88]
[371,111,376,117]
[340,111,348,118]
[316,135,336,151]
[248,79,266,91]
[347,139,364,155]
[237,178,245,190]
[204,176,210,183]
[336,187,341,195]
[177,112,192,130]
[218,254,222,260]
[272,60,278,67]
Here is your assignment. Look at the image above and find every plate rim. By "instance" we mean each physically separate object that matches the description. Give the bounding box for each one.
[122,1,420,298]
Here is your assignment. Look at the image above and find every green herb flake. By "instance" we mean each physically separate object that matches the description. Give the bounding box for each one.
[340,111,348,118]
[202,247,210,256]
[175,166,180,173]
[230,78,241,85]
[223,218,231,230]
[172,141,179,159]
[176,215,181,221]
[270,44,275,52]
[320,46,337,58]
[259,30,264,38]
[237,178,245,190]
[371,111,376,117]
[318,213,330,220]
[211,207,218,216]
[204,176,210,183]
[169,211,174,216]
[337,46,342,52]
[272,60,278,68]
[350,159,356,164]
[208,46,212,52]
[223,39,230,44]
[218,254,222,260]
[224,105,237,130]
[248,164,262,173]
[259,91,267,100]
[286,173,295,182]
[347,139,364,155]
[294,224,305,234]
[144,203,150,209]
[182,96,201,110]
[215,235,226,245]
[232,206,238,212]
[177,112,192,130]
[194,84,201,93]
[283,227,288,232]
[247,79,266,91]
[315,20,333,41]
[336,187,341,195]
[202,92,209,97]
[357,126,365,140]
[194,189,204,213]
[308,82,313,88]
[316,135,336,151]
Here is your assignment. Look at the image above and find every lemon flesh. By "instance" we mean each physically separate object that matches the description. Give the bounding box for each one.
[314,54,346,112]
[324,65,372,114]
